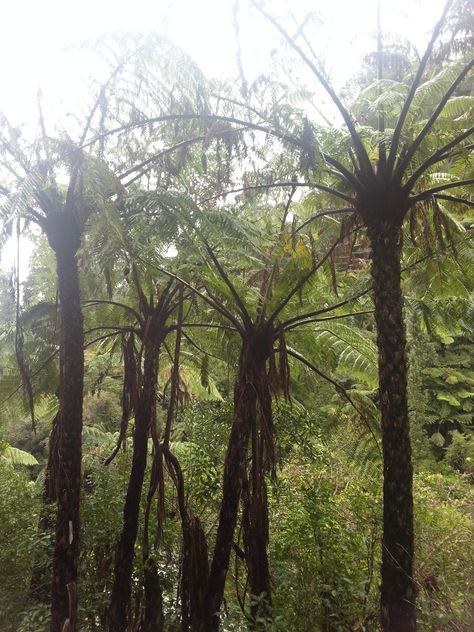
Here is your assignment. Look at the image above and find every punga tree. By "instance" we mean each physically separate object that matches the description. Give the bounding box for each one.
[141,188,374,630]
[0,128,122,630]
[84,272,182,632]
[251,1,473,629]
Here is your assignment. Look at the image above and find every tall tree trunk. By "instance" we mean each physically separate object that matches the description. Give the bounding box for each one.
[47,215,85,632]
[141,448,165,632]
[107,340,159,632]
[161,446,209,632]
[242,449,271,628]
[141,556,164,632]
[206,337,268,631]
[368,223,416,632]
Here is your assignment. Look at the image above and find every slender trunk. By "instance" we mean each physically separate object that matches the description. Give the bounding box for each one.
[162,446,209,632]
[107,341,159,632]
[368,223,416,632]
[29,412,60,602]
[141,556,164,632]
[141,447,164,632]
[49,226,84,632]
[205,340,266,631]
[183,516,209,632]
[242,459,271,628]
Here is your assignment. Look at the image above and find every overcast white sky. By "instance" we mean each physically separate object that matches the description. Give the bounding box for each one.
[1,0,447,118]
[0,0,448,272]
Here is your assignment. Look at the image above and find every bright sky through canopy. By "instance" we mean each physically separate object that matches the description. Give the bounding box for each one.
[1,0,447,119]
[0,0,448,272]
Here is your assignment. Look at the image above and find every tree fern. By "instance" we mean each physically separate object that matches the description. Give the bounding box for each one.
[0,444,38,466]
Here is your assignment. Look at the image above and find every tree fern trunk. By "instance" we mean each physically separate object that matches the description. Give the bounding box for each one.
[368,223,416,632]
[107,341,159,632]
[242,464,272,628]
[48,221,84,632]
[205,342,262,631]
[141,556,164,632]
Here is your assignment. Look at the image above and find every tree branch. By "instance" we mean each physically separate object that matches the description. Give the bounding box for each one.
[386,0,454,173]
[296,207,354,234]
[250,1,373,175]
[284,310,373,333]
[286,347,381,454]
[410,178,474,203]
[403,126,473,192]
[394,58,474,179]
[83,299,143,325]
[201,181,354,205]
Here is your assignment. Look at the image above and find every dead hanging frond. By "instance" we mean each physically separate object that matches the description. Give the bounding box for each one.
[268,325,290,402]
[200,354,210,390]
[408,197,458,258]
[242,452,271,623]
[291,213,298,251]
[14,220,35,432]
[257,365,276,479]
[299,117,317,173]
[277,326,290,402]
[329,250,339,296]
[267,345,279,396]
[308,231,318,267]
[131,264,149,318]
[104,266,113,299]
[143,443,165,558]
[162,446,209,631]
[340,213,357,243]
[408,207,418,247]
[258,268,270,304]
[104,334,138,465]
[420,201,434,254]
[234,522,252,622]
[163,284,184,447]
[186,516,209,630]
[348,226,363,268]
[432,195,457,256]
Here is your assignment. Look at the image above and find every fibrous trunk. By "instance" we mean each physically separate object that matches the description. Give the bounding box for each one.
[49,225,84,632]
[205,337,269,631]
[165,445,209,632]
[141,556,164,632]
[107,341,159,632]
[242,458,271,628]
[368,223,416,632]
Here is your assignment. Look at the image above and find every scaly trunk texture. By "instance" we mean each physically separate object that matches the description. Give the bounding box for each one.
[242,462,271,627]
[205,332,270,632]
[368,223,416,632]
[48,215,84,632]
[107,340,159,632]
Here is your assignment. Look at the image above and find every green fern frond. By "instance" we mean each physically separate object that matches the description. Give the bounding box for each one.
[0,445,38,466]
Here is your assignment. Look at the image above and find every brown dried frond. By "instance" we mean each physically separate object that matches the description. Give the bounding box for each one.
[329,251,339,296]
[257,373,275,478]
[433,196,457,256]
[278,326,290,402]
[104,334,138,465]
